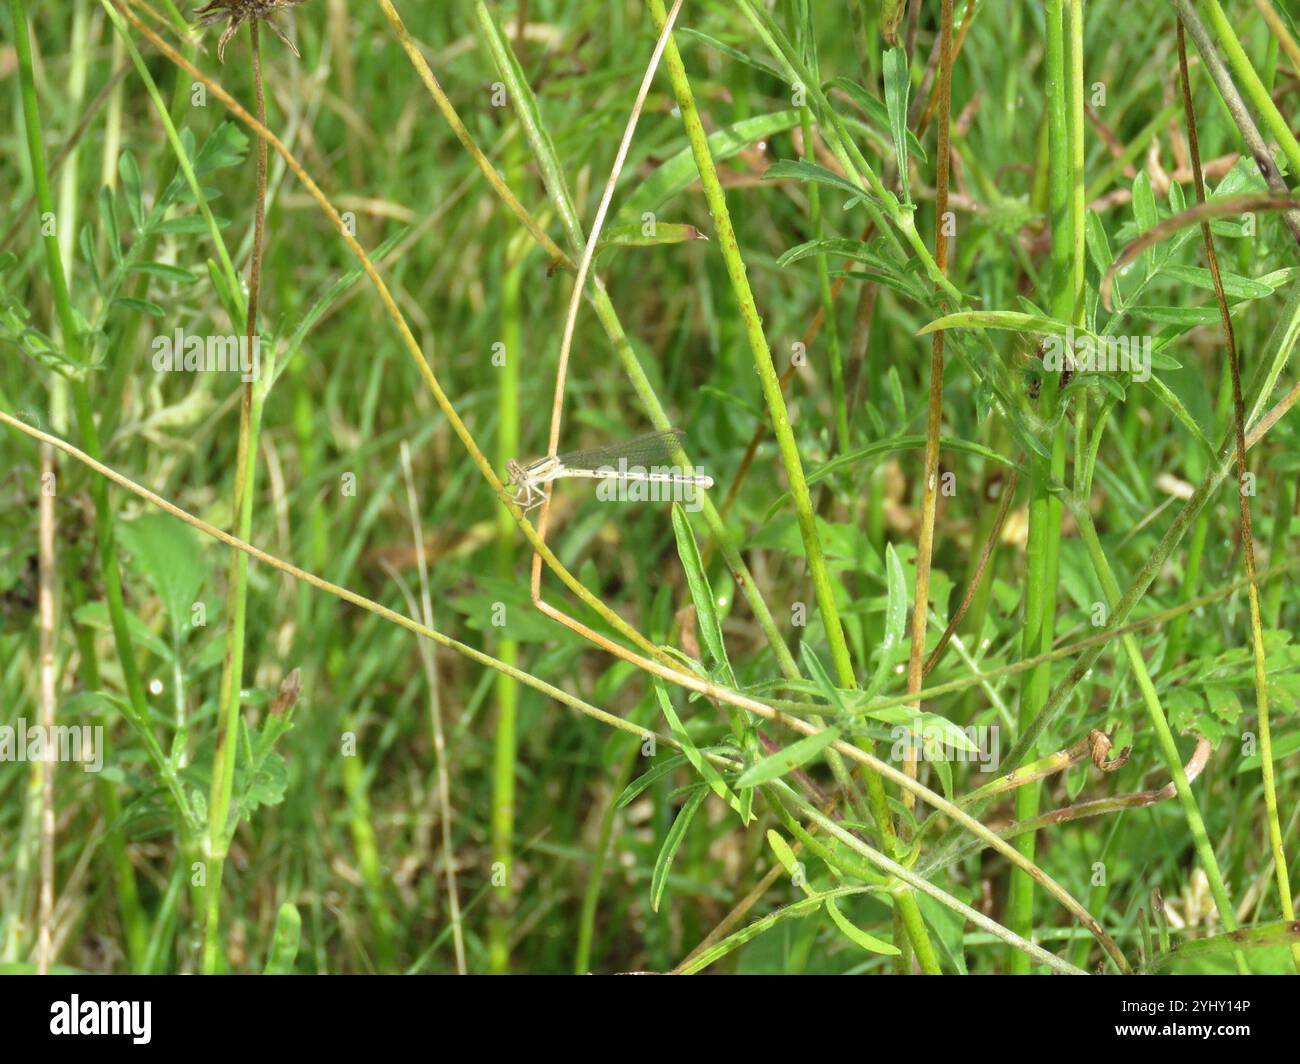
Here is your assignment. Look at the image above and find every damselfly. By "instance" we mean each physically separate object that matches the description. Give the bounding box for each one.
[505,429,713,511]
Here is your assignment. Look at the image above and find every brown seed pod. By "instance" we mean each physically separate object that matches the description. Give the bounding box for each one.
[194,0,311,62]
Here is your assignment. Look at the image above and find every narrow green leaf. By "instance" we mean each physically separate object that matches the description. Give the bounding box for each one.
[652,680,746,820]
[825,77,926,162]
[78,224,100,290]
[129,262,199,285]
[763,158,865,201]
[864,543,908,700]
[651,785,708,912]
[597,222,706,255]
[799,642,847,712]
[765,829,801,879]
[678,894,827,974]
[1085,208,1112,277]
[735,726,841,788]
[1143,374,1213,453]
[917,309,1069,337]
[155,215,221,236]
[677,27,783,80]
[670,505,729,670]
[615,753,689,808]
[825,897,901,955]
[99,187,121,265]
[261,902,301,974]
[1161,264,1274,301]
[110,297,165,317]
[620,112,802,219]
[119,151,144,230]
[882,49,912,204]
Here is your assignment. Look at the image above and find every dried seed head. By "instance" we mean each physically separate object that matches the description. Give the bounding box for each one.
[194,0,311,63]
[269,667,302,716]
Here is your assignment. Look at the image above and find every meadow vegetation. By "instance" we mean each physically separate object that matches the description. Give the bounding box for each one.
[1,0,1299,975]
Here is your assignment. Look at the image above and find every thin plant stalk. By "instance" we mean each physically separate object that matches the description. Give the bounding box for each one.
[1072,508,1249,974]
[1177,21,1299,972]
[773,785,1088,975]
[12,0,154,968]
[403,0,801,681]
[0,411,689,771]
[203,20,269,975]
[1170,0,1300,244]
[1008,0,1074,973]
[1254,0,1300,71]
[648,0,938,969]
[36,441,56,975]
[646,0,858,688]
[391,442,467,972]
[904,0,955,812]
[795,3,848,452]
[489,61,528,973]
[1198,0,1300,179]
[525,0,685,627]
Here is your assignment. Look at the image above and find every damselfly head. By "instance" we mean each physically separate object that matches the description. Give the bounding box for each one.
[505,458,525,487]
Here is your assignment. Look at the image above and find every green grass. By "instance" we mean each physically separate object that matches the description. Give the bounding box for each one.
[1,0,1299,975]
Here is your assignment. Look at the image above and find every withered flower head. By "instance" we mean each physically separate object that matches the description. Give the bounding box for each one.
[269,667,302,716]
[194,0,310,63]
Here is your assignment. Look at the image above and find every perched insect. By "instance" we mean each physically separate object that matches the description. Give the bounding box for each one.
[505,429,712,512]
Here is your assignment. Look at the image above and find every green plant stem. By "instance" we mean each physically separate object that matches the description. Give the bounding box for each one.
[102,1,242,309]
[1170,346,1233,658]
[11,0,154,969]
[793,8,848,454]
[1008,0,1072,974]
[928,279,1300,906]
[202,20,269,975]
[461,0,800,682]
[1199,0,1300,180]
[1177,20,1298,970]
[647,0,937,969]
[1073,508,1248,974]
[1263,476,1293,626]
[574,737,641,973]
[645,0,851,702]
[774,785,1087,975]
[904,0,954,827]
[800,104,849,452]
[340,712,395,970]
[64,0,151,973]
[490,137,526,976]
